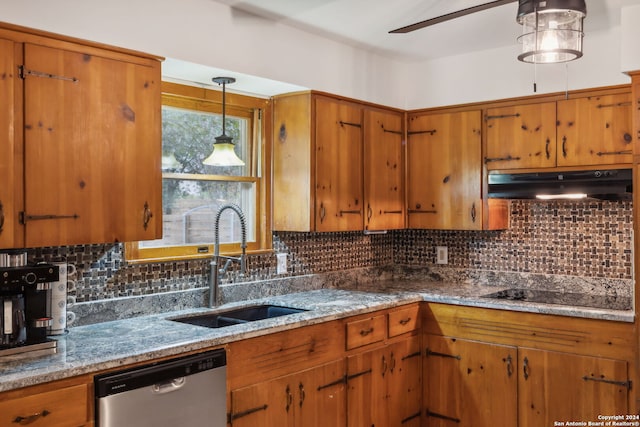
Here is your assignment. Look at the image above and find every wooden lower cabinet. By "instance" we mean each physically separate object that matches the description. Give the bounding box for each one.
[423,335,517,427]
[229,359,346,427]
[347,334,422,427]
[0,380,92,427]
[423,303,635,427]
[518,348,629,427]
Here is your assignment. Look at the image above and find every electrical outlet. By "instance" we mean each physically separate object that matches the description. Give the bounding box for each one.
[436,246,448,264]
[276,253,288,274]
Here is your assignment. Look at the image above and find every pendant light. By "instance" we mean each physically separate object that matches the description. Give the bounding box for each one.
[203,77,245,167]
[517,0,586,64]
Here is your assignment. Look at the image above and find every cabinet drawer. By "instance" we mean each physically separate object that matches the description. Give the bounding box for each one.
[0,384,89,427]
[388,305,420,337]
[228,320,344,390]
[346,314,386,350]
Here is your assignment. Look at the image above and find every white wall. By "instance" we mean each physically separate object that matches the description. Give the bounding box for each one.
[1,0,408,107]
[2,0,637,109]
[404,25,631,109]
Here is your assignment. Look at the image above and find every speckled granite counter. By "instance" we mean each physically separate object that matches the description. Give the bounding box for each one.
[0,273,635,393]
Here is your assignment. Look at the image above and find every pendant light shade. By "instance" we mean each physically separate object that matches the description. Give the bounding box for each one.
[203,77,245,167]
[517,0,586,64]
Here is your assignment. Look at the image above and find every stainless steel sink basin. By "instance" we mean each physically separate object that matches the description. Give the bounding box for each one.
[172,304,307,329]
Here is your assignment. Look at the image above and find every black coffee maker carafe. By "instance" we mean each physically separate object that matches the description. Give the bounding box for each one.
[0,292,27,347]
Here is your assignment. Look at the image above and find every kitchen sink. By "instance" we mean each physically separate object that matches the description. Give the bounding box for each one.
[171,304,307,329]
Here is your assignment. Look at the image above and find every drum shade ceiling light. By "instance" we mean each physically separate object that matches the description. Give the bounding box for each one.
[517,0,586,64]
[203,77,245,167]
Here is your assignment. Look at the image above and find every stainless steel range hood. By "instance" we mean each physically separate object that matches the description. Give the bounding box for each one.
[487,169,633,200]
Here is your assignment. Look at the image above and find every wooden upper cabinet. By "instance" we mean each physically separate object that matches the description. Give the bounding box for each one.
[407,110,483,230]
[315,96,364,232]
[557,93,633,167]
[363,108,404,231]
[274,92,404,232]
[0,38,22,249]
[21,42,161,247]
[485,102,557,170]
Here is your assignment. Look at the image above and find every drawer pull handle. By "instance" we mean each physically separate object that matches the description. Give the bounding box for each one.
[506,354,513,378]
[143,202,153,230]
[13,410,50,425]
[399,317,411,325]
[523,357,530,380]
[381,354,387,377]
[0,200,4,233]
[285,385,293,413]
[359,327,374,336]
[299,382,306,408]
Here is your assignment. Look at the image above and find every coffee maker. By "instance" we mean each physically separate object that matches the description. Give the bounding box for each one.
[0,264,59,357]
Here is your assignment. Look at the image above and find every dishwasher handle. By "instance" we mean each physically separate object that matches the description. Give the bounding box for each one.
[152,377,186,395]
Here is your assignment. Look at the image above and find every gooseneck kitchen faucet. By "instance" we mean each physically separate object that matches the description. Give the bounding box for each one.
[209,203,247,307]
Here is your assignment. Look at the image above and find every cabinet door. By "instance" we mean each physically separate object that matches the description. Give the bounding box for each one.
[315,97,363,232]
[519,348,629,427]
[407,111,482,230]
[363,108,405,231]
[230,360,346,427]
[557,93,633,167]
[485,102,556,170]
[0,38,21,249]
[347,346,387,427]
[387,336,422,427]
[424,335,517,427]
[347,337,422,427]
[230,375,295,427]
[22,43,161,247]
[296,359,347,427]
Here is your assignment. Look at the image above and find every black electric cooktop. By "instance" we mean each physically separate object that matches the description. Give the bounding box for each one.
[481,288,632,311]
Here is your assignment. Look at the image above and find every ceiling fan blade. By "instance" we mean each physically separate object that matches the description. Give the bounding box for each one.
[389,0,517,34]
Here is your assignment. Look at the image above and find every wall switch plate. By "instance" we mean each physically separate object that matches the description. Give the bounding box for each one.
[436,246,448,264]
[276,253,288,274]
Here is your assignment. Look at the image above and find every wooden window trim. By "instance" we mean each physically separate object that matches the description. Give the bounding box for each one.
[125,82,272,263]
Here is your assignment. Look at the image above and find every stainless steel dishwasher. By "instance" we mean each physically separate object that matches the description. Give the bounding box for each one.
[95,348,226,427]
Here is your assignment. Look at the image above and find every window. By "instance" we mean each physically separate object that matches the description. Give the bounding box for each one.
[125,82,272,262]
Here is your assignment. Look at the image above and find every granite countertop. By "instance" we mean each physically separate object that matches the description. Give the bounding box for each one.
[0,279,634,394]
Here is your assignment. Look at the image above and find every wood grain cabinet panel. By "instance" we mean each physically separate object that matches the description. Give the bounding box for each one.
[0,37,22,249]
[557,93,633,167]
[22,43,161,247]
[423,335,517,427]
[0,23,162,249]
[485,102,557,170]
[314,96,364,232]
[345,314,386,350]
[363,108,405,231]
[0,383,90,427]
[347,334,422,427]
[273,91,405,232]
[388,304,420,337]
[230,359,346,427]
[518,348,629,427]
[408,110,507,230]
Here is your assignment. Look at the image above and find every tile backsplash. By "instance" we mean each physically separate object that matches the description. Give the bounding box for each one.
[22,199,632,303]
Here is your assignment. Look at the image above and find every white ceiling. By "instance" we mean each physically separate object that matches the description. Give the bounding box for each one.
[211,0,640,61]
[162,0,640,97]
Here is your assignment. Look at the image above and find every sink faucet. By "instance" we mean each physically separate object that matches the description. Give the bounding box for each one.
[209,203,247,307]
